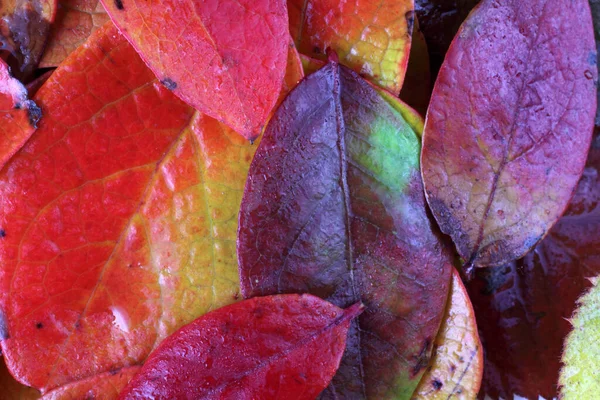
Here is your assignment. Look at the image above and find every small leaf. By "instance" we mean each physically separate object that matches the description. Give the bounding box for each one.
[119,294,363,399]
[238,60,453,399]
[560,276,600,399]
[42,367,140,400]
[39,0,109,68]
[422,0,598,268]
[0,58,40,170]
[413,269,483,399]
[101,0,290,139]
[288,0,414,94]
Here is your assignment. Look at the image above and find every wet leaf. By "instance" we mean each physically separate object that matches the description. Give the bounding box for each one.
[0,21,302,394]
[466,131,600,399]
[0,0,57,79]
[119,294,363,399]
[288,0,414,94]
[39,0,109,68]
[101,0,290,140]
[413,269,483,400]
[238,60,453,399]
[0,58,41,170]
[422,0,598,268]
[41,367,140,400]
[560,276,600,399]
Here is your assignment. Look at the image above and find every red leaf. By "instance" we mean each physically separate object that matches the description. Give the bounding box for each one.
[43,367,140,400]
[0,59,40,170]
[101,0,290,140]
[238,60,453,398]
[119,294,363,399]
[422,0,598,268]
[466,131,600,399]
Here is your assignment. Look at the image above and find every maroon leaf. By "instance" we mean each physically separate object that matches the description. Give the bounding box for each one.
[238,60,453,398]
[119,294,363,400]
[422,0,597,268]
[466,131,600,399]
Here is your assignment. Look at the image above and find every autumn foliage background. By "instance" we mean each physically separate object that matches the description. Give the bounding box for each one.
[0,0,598,399]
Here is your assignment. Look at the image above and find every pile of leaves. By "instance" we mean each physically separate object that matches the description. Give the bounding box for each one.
[0,0,598,398]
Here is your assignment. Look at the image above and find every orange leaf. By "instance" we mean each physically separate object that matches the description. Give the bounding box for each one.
[42,367,140,399]
[101,0,290,140]
[0,357,40,400]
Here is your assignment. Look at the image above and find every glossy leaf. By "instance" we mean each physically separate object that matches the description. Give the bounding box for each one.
[0,358,40,400]
[422,0,598,268]
[0,58,41,170]
[101,0,290,139]
[119,294,362,399]
[560,276,600,399]
[466,131,600,399]
[413,269,483,399]
[238,60,453,399]
[39,0,109,68]
[288,0,414,94]
[42,367,140,400]
[0,21,302,394]
[0,0,57,79]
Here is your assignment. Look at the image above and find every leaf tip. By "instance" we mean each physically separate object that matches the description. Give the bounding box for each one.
[343,302,366,320]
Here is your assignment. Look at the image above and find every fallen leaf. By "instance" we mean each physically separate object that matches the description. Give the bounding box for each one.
[39,0,109,68]
[560,276,600,399]
[25,69,54,97]
[422,0,598,268]
[42,367,140,400]
[0,357,40,399]
[466,129,600,399]
[288,0,414,94]
[0,58,41,170]
[0,21,302,394]
[413,268,483,400]
[398,16,431,116]
[238,59,453,399]
[0,0,57,79]
[101,0,290,139]
[119,294,363,399]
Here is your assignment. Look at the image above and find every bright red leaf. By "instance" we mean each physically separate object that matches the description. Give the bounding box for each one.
[0,58,40,171]
[422,0,598,268]
[238,59,453,398]
[119,294,362,399]
[101,0,290,140]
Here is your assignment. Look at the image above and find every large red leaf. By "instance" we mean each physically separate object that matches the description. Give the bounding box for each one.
[422,0,597,268]
[0,58,40,171]
[238,59,453,399]
[0,22,302,395]
[100,0,290,140]
[119,294,362,399]
[466,130,600,399]
[288,0,414,94]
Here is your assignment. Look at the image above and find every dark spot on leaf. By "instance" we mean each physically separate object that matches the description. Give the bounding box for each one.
[114,0,124,10]
[25,100,42,128]
[432,379,443,390]
[109,367,120,375]
[0,310,8,340]
[0,229,5,238]
[14,103,22,110]
[253,307,264,318]
[412,337,432,377]
[313,46,321,54]
[233,292,240,300]
[161,78,177,91]
[36,322,43,329]
[405,10,415,34]
[450,363,457,372]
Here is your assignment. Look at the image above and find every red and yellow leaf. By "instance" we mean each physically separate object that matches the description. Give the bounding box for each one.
[39,0,109,68]
[238,60,453,398]
[414,269,483,399]
[0,58,41,170]
[0,21,302,395]
[422,0,598,268]
[101,0,290,140]
[119,295,362,399]
[288,0,414,94]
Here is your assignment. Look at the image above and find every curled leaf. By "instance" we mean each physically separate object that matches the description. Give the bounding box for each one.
[288,0,414,94]
[422,0,598,268]
[119,294,363,399]
[413,269,483,399]
[238,60,453,398]
[101,0,290,139]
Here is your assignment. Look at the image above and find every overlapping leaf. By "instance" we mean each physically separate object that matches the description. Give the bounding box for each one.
[466,130,600,399]
[0,358,40,400]
[0,21,301,394]
[101,0,290,139]
[120,294,362,399]
[238,60,453,399]
[288,0,414,94]
[0,58,41,170]
[413,269,483,399]
[422,0,598,268]
[39,0,109,68]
